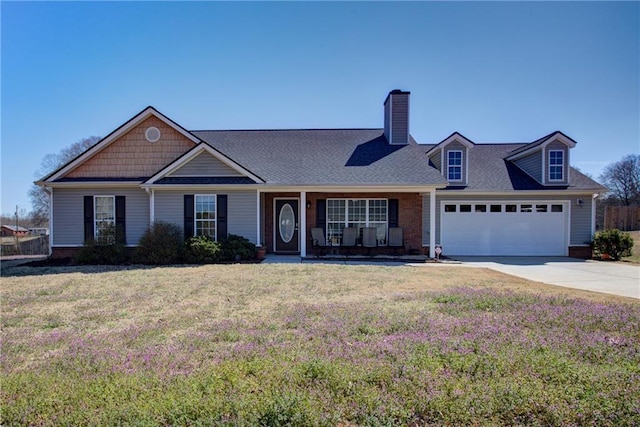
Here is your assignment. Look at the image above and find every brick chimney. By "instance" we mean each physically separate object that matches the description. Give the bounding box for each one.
[384,89,410,145]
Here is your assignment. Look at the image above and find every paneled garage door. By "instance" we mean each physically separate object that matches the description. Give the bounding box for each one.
[441,202,568,256]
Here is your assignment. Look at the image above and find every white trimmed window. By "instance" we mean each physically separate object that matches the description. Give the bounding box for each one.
[195,195,216,238]
[327,199,388,245]
[549,150,564,181]
[94,195,115,243]
[447,150,463,181]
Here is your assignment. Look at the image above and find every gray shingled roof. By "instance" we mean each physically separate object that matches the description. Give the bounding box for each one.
[422,143,606,192]
[192,129,448,186]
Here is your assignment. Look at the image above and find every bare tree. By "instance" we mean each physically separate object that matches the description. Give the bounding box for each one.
[599,154,640,206]
[29,136,101,225]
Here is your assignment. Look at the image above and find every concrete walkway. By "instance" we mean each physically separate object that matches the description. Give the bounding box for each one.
[454,257,640,299]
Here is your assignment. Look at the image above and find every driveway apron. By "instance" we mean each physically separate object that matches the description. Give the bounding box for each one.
[455,257,640,299]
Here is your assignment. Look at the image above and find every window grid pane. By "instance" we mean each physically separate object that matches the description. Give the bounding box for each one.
[549,151,564,180]
[327,199,388,246]
[448,151,462,181]
[195,195,216,238]
[94,196,115,243]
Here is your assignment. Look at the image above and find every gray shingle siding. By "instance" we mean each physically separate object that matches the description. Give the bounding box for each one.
[169,152,243,177]
[52,187,149,246]
[153,190,257,243]
[514,150,542,183]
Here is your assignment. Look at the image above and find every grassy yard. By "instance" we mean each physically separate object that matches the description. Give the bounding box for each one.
[2,263,639,426]
[622,230,640,264]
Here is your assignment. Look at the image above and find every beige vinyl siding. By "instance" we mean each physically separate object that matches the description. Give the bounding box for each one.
[545,140,569,185]
[169,152,243,177]
[52,187,149,246]
[424,193,593,246]
[154,190,258,243]
[514,150,542,183]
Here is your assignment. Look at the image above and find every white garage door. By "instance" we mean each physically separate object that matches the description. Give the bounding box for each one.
[441,202,568,256]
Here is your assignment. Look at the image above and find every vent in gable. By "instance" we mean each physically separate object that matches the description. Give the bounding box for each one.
[145,126,161,143]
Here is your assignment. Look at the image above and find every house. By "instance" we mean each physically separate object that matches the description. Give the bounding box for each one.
[1,225,29,237]
[37,90,606,259]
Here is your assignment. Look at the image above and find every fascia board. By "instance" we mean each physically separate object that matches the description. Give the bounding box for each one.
[43,107,200,182]
[505,132,576,161]
[425,132,474,156]
[37,181,144,188]
[435,189,604,196]
[256,184,447,193]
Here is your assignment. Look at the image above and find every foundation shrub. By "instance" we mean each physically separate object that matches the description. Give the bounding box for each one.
[184,235,222,264]
[221,234,256,261]
[593,229,634,260]
[134,221,183,265]
[74,224,127,265]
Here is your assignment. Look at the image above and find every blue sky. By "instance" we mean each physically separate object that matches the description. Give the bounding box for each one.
[2,1,638,215]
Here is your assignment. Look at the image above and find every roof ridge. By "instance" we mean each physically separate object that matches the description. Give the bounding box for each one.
[190,128,383,132]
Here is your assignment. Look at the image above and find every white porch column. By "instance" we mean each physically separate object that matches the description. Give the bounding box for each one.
[256,190,262,246]
[591,193,598,237]
[47,187,53,256]
[429,189,436,259]
[149,189,155,224]
[300,191,307,257]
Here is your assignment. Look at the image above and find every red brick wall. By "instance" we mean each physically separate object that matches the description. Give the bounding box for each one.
[569,246,592,259]
[265,192,424,255]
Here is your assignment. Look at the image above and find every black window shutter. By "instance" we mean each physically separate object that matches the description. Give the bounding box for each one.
[388,199,399,228]
[115,196,126,245]
[184,195,194,240]
[316,199,326,233]
[217,195,228,240]
[83,196,94,244]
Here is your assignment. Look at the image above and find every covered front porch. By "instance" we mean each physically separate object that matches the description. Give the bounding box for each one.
[258,188,438,258]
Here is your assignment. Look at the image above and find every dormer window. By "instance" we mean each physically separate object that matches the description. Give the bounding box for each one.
[447,150,463,181]
[549,150,564,181]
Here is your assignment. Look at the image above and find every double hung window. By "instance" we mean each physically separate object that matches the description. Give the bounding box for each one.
[94,196,115,243]
[326,199,388,245]
[195,195,216,238]
[447,151,463,181]
[549,150,564,181]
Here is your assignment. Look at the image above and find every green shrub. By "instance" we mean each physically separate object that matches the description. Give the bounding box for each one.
[135,222,184,265]
[74,223,127,265]
[184,235,223,264]
[221,234,256,261]
[592,229,634,260]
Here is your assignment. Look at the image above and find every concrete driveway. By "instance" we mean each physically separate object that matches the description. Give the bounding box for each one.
[455,257,640,299]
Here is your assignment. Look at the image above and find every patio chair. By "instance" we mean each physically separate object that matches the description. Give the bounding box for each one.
[388,227,405,256]
[341,227,357,256]
[311,228,331,257]
[362,227,378,256]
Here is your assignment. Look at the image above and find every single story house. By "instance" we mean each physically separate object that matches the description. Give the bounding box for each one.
[37,90,606,259]
[1,225,30,238]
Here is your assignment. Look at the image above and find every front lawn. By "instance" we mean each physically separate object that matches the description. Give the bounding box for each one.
[622,230,640,264]
[2,263,639,426]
